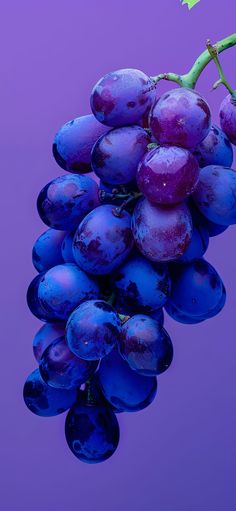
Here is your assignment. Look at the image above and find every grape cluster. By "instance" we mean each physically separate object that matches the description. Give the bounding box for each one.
[24,67,236,464]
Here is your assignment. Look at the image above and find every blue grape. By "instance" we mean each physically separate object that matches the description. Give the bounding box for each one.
[33,322,65,362]
[39,337,98,389]
[98,348,157,412]
[166,259,225,319]
[193,165,236,226]
[73,204,134,275]
[193,125,233,168]
[188,198,228,237]
[61,230,75,263]
[203,218,228,237]
[66,300,121,360]
[53,114,110,173]
[150,308,164,326]
[37,263,99,321]
[91,125,150,185]
[165,285,226,324]
[120,315,173,376]
[37,174,99,230]
[23,368,76,417]
[150,87,211,149]
[32,228,65,272]
[90,68,156,127]
[27,272,56,322]
[112,252,171,313]
[132,198,192,262]
[219,94,236,145]
[65,401,120,463]
[176,224,209,263]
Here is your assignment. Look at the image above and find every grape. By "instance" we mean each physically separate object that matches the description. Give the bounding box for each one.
[73,204,134,275]
[203,219,228,237]
[219,94,236,145]
[39,337,98,389]
[137,145,199,205]
[150,88,211,149]
[23,368,76,417]
[33,322,65,362]
[27,272,56,322]
[193,165,236,225]
[65,401,120,463]
[32,228,65,272]
[120,315,173,376]
[132,198,192,262]
[150,308,164,326]
[189,198,228,237]
[90,68,156,127]
[61,230,75,263]
[112,252,171,313]
[37,263,99,321]
[66,300,121,360]
[193,124,233,167]
[176,224,209,263]
[53,114,110,173]
[98,348,157,412]
[166,259,225,319]
[37,174,99,230]
[91,126,150,185]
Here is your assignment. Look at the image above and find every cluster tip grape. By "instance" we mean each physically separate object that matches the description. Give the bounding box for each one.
[24,63,236,464]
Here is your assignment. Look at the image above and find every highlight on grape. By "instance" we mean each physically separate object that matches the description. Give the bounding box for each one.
[24,34,236,464]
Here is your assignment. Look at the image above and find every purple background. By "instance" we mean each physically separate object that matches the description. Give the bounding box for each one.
[1,1,236,509]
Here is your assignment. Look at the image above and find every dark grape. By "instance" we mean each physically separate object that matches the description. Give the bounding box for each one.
[91,125,150,185]
[27,272,56,322]
[90,68,156,127]
[113,252,171,313]
[39,337,98,389]
[23,368,76,417]
[193,165,236,225]
[33,322,65,362]
[61,230,75,263]
[73,204,134,275]
[37,174,99,230]
[53,114,110,173]
[37,263,99,321]
[193,124,233,167]
[219,94,236,145]
[98,348,157,412]
[176,224,209,263]
[32,228,65,272]
[120,315,173,376]
[65,401,120,463]
[189,198,228,237]
[150,308,164,326]
[66,300,121,360]
[132,198,192,262]
[150,88,211,149]
[137,145,199,205]
[203,218,228,237]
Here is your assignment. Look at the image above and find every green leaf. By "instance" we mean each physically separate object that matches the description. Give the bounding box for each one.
[181,0,200,9]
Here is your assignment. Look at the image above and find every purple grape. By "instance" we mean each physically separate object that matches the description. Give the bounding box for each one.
[23,368,76,417]
[53,114,110,173]
[61,230,75,263]
[120,315,173,376]
[32,228,65,272]
[219,94,236,145]
[203,219,228,237]
[33,322,66,362]
[27,272,56,322]
[193,165,236,225]
[150,88,211,149]
[98,348,157,412]
[132,198,192,262]
[73,204,134,275]
[37,174,99,230]
[176,224,209,263]
[137,145,199,205]
[113,252,171,313]
[188,198,228,237]
[37,263,99,321]
[66,300,121,360]
[90,68,156,127]
[91,125,150,185]
[39,337,98,389]
[193,124,233,167]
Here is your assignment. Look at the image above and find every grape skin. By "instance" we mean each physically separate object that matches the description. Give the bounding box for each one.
[33,322,65,362]
[32,228,66,272]
[193,124,233,168]
[53,114,110,173]
[27,272,57,322]
[176,224,209,263]
[90,68,156,127]
[37,174,99,230]
[91,125,150,185]
[165,285,226,324]
[73,204,134,275]
[219,94,236,145]
[150,88,211,149]
[132,198,193,262]
[61,230,75,263]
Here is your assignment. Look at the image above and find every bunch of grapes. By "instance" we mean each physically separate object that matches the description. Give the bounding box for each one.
[24,65,236,464]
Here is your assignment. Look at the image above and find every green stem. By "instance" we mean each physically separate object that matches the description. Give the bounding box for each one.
[206,39,236,103]
[151,33,236,90]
